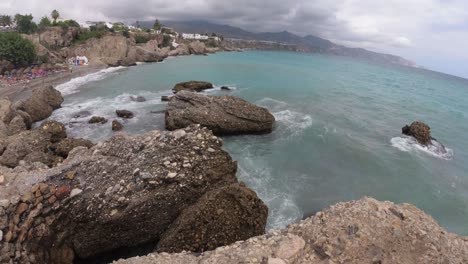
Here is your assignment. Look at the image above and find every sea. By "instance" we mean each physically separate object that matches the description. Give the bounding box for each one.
[49,50,468,235]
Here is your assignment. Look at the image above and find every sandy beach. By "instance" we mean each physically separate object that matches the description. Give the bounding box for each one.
[0,63,106,102]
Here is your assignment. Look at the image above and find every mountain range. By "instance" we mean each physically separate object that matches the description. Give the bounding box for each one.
[139,20,415,67]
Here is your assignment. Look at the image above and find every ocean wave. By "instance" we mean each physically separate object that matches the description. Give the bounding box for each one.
[56,67,126,95]
[202,85,238,93]
[391,136,454,160]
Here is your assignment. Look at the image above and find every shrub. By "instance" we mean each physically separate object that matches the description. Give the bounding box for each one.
[15,14,38,34]
[0,32,37,66]
[162,35,171,47]
[74,29,105,43]
[135,35,150,44]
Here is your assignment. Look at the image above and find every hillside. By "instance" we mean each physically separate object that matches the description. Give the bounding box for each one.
[157,20,415,67]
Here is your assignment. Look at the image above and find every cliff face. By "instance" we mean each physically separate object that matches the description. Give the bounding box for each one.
[115,197,468,264]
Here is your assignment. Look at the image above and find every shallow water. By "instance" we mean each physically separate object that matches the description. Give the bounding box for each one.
[50,51,468,234]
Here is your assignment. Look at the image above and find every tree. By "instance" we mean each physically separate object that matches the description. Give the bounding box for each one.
[15,14,38,34]
[38,16,51,30]
[0,15,12,26]
[51,9,60,24]
[153,19,161,31]
[0,32,37,66]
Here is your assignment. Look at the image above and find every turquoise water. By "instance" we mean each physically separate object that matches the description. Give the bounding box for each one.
[51,51,468,234]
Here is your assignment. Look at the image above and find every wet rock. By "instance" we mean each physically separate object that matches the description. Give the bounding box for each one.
[73,111,92,119]
[16,86,64,122]
[221,86,231,91]
[116,110,134,119]
[402,121,431,145]
[88,116,108,124]
[173,81,213,93]
[130,96,146,102]
[166,91,275,135]
[157,183,268,253]
[161,95,172,102]
[112,120,124,131]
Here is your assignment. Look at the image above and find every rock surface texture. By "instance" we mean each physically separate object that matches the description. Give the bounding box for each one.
[0,125,267,263]
[402,121,432,145]
[173,81,213,93]
[166,91,275,135]
[114,197,468,264]
[15,85,64,122]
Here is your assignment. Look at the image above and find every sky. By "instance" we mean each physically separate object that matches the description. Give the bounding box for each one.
[1,0,468,78]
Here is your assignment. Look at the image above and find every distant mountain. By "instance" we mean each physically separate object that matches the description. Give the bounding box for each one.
[151,20,415,67]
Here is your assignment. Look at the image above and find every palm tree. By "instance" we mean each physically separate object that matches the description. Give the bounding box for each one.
[51,10,60,23]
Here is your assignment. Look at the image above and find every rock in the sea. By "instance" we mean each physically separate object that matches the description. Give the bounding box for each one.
[116,110,134,119]
[402,121,431,145]
[88,116,108,124]
[115,197,468,264]
[221,86,231,91]
[161,95,172,102]
[166,91,275,135]
[0,125,266,263]
[112,120,124,131]
[173,81,214,93]
[16,85,64,122]
[130,95,146,102]
[188,41,207,55]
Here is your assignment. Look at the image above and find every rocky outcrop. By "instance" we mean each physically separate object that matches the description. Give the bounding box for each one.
[15,85,64,122]
[55,138,94,158]
[112,120,124,131]
[173,81,213,93]
[115,197,468,264]
[0,98,33,137]
[38,27,80,48]
[116,110,134,119]
[402,121,431,145]
[168,44,190,57]
[166,91,275,135]
[88,116,108,124]
[0,125,267,263]
[188,41,207,55]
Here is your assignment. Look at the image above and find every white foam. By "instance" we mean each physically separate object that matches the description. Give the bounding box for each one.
[274,110,313,137]
[391,136,454,160]
[56,67,126,95]
[203,85,238,93]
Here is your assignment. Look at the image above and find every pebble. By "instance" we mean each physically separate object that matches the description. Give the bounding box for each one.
[167,173,177,178]
[0,175,4,185]
[70,188,83,198]
[207,148,215,153]
[173,130,186,139]
[118,197,125,202]
[0,230,2,241]
[0,199,9,207]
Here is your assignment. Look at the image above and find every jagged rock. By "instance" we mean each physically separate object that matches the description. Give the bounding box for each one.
[16,86,64,122]
[0,126,265,263]
[116,110,134,119]
[0,98,15,124]
[0,121,66,168]
[168,44,190,56]
[134,46,166,62]
[116,197,468,264]
[7,115,27,135]
[157,183,268,253]
[112,120,124,131]
[402,121,432,145]
[166,91,275,135]
[188,41,206,55]
[173,81,213,93]
[37,26,80,48]
[130,96,147,102]
[55,138,94,158]
[221,86,231,91]
[161,96,171,102]
[88,116,108,124]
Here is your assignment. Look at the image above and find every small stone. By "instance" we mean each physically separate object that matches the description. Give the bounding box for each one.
[20,192,34,203]
[0,199,9,207]
[70,188,83,198]
[167,172,177,178]
[0,230,2,241]
[39,183,49,194]
[133,168,140,176]
[66,171,76,180]
[110,209,118,216]
[55,185,71,200]
[48,195,57,204]
[173,129,186,139]
[207,148,215,153]
[16,203,29,215]
[0,175,4,185]
[118,197,125,202]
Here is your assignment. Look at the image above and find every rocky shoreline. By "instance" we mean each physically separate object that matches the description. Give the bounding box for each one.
[1,78,468,263]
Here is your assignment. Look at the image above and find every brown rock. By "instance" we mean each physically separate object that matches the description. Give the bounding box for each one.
[55,185,71,200]
[116,110,134,119]
[402,121,432,145]
[18,86,64,122]
[173,81,213,93]
[166,91,275,135]
[112,120,124,131]
[88,116,108,124]
[55,138,94,158]
[16,202,29,216]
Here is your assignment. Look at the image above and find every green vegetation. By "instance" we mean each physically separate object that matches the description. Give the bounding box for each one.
[51,10,60,23]
[135,34,150,44]
[162,35,171,47]
[206,39,219,48]
[14,14,38,34]
[54,19,80,28]
[0,32,36,66]
[74,27,106,43]
[38,16,52,30]
[153,19,162,31]
[0,15,12,26]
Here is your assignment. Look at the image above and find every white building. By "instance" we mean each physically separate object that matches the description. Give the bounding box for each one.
[182,33,209,40]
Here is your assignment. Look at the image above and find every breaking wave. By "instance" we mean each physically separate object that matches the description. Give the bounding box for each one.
[391,136,454,160]
[56,67,126,95]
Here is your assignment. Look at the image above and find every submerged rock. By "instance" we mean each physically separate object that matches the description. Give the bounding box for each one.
[116,197,468,264]
[221,86,231,91]
[112,120,124,131]
[166,91,275,135]
[116,110,134,119]
[173,81,213,93]
[402,121,431,145]
[0,125,266,263]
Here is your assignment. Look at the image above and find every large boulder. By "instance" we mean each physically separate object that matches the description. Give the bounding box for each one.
[0,125,266,263]
[17,86,64,122]
[0,98,33,136]
[168,44,190,56]
[116,110,134,119]
[166,91,275,135]
[157,183,268,253]
[188,41,206,55]
[54,138,94,158]
[173,81,213,93]
[402,121,431,145]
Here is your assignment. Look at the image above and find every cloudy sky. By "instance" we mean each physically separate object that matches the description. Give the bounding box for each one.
[1,0,468,78]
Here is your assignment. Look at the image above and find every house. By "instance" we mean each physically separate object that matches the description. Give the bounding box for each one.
[182,33,209,40]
